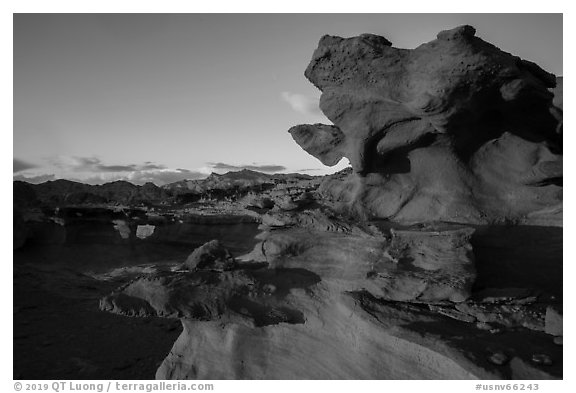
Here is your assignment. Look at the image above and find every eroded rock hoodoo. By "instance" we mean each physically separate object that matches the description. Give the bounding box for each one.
[290,25,562,225]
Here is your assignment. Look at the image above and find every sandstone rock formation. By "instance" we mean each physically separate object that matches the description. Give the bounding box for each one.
[94,26,563,380]
[289,26,562,225]
[184,240,236,271]
[99,205,562,379]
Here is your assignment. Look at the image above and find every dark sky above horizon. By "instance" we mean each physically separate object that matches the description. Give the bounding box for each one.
[13,13,563,185]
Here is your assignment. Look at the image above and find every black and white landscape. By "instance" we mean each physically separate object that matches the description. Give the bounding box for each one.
[13,14,563,380]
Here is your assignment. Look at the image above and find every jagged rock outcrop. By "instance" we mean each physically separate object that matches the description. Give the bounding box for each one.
[184,240,236,271]
[289,25,562,225]
[162,169,321,205]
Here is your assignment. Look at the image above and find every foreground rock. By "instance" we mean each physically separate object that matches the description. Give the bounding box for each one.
[99,206,561,379]
[100,252,561,379]
[290,25,562,225]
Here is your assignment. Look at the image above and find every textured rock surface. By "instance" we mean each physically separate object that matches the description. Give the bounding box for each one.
[244,216,476,303]
[100,268,316,325]
[155,292,498,380]
[97,209,563,380]
[101,269,562,379]
[371,227,476,302]
[184,240,236,271]
[290,26,562,225]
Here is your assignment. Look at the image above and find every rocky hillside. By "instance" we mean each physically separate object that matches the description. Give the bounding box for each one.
[14,169,323,208]
[162,169,318,202]
[14,179,169,207]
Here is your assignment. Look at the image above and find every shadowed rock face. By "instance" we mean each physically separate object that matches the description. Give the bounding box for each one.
[289,26,562,224]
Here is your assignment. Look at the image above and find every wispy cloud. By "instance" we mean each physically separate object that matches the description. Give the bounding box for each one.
[281,91,324,117]
[13,173,56,184]
[208,162,286,173]
[16,156,290,186]
[45,156,205,186]
[73,169,206,186]
[141,163,166,170]
[13,158,37,173]
[50,156,167,173]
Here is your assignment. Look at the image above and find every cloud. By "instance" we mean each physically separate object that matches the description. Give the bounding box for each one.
[78,169,206,186]
[47,156,205,186]
[208,162,286,173]
[97,164,138,172]
[97,162,166,172]
[13,173,56,184]
[281,92,323,117]
[14,158,37,173]
[51,156,168,173]
[141,163,166,170]
[73,168,205,186]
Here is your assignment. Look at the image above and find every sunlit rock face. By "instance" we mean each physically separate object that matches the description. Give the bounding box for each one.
[136,224,155,239]
[290,25,562,225]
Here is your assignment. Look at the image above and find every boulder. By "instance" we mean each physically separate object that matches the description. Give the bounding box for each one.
[112,220,131,240]
[184,240,236,271]
[545,305,562,336]
[135,224,155,239]
[244,195,275,209]
[289,25,562,225]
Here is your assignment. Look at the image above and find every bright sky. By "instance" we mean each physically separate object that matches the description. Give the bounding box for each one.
[13,13,563,185]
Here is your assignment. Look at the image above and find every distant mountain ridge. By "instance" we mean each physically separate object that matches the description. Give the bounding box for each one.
[13,169,322,207]
[162,169,314,194]
[13,178,169,206]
